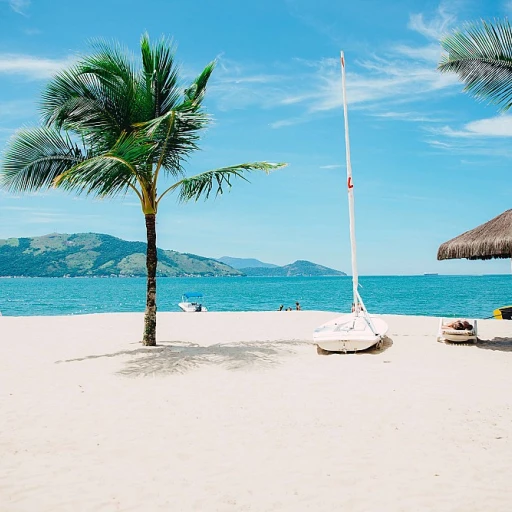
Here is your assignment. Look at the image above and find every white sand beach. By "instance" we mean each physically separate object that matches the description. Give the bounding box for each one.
[2,311,512,511]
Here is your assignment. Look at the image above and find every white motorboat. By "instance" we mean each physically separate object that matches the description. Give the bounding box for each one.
[178,292,208,313]
[313,52,388,353]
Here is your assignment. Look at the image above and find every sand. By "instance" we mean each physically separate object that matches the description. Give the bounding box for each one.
[2,311,512,511]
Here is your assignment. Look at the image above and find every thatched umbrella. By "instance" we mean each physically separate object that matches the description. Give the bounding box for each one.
[438,209,512,261]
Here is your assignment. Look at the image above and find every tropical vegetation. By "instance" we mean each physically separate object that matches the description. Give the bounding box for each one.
[0,34,285,345]
[438,19,512,111]
[0,233,243,278]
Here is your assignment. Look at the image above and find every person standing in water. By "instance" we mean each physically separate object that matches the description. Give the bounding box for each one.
[295,302,301,311]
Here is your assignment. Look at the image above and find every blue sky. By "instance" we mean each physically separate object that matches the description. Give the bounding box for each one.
[0,0,511,275]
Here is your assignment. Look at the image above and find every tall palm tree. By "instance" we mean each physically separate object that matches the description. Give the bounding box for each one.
[0,34,285,346]
[438,19,512,111]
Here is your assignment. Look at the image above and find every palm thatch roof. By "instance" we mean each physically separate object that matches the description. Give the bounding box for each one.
[438,209,512,261]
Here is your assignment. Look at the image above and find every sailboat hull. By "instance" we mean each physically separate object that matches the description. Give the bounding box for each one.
[313,313,388,352]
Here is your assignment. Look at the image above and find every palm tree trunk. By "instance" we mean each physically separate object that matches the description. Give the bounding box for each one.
[143,213,157,346]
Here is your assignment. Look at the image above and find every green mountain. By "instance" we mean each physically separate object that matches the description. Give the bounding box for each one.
[217,256,278,269]
[0,233,243,278]
[241,260,346,277]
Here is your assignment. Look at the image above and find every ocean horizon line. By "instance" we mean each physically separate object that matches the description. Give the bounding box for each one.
[0,273,511,279]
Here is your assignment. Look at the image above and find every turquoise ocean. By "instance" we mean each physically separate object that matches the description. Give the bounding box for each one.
[0,275,510,318]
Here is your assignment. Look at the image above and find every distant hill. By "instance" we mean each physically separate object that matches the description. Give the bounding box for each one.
[241,260,346,277]
[217,256,278,269]
[0,233,243,278]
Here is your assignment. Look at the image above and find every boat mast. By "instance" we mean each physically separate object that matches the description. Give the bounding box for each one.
[340,51,359,311]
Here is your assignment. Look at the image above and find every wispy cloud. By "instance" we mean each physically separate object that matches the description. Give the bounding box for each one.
[393,43,443,63]
[213,50,459,127]
[427,139,454,149]
[0,205,101,224]
[319,164,342,169]
[0,54,75,80]
[269,116,308,129]
[211,3,462,129]
[1,0,30,15]
[437,116,512,138]
[209,57,288,111]
[369,111,447,123]
[407,3,457,40]
[425,117,512,157]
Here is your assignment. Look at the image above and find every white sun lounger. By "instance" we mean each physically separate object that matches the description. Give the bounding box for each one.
[437,318,478,343]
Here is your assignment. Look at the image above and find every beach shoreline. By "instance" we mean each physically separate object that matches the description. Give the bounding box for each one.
[2,312,512,511]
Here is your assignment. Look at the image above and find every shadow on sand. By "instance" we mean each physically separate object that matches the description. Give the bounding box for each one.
[438,337,512,352]
[476,337,512,353]
[315,336,394,356]
[57,340,310,376]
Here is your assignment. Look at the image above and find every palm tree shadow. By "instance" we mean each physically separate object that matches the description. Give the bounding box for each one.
[476,337,512,353]
[57,340,310,376]
[316,336,393,355]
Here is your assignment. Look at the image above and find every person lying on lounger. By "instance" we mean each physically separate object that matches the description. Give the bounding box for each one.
[444,320,473,331]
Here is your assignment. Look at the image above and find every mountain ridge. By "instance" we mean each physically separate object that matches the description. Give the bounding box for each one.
[0,233,346,278]
[241,259,346,277]
[0,233,243,278]
[217,256,278,269]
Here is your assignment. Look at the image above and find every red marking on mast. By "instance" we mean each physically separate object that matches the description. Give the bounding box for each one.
[348,177,353,189]
[341,55,345,67]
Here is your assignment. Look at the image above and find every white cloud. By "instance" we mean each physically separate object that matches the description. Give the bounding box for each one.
[270,117,306,129]
[211,36,460,128]
[319,164,342,169]
[408,4,456,40]
[278,53,459,116]
[439,116,512,138]
[425,117,512,157]
[0,54,75,80]
[208,57,289,111]
[1,0,30,15]
[428,139,456,148]
[369,111,446,123]
[393,43,443,63]
[207,2,464,128]
[465,116,512,136]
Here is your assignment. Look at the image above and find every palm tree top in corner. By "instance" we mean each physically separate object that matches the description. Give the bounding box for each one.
[0,34,286,345]
[438,18,512,111]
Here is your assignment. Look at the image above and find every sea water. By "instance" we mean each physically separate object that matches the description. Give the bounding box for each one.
[0,275,511,318]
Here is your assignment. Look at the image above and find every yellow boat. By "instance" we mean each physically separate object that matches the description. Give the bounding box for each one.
[493,306,512,320]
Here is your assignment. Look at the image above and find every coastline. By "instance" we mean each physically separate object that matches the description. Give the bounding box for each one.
[2,275,512,319]
[2,312,512,511]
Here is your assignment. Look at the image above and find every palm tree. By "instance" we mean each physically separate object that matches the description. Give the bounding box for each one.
[0,35,285,346]
[438,19,512,111]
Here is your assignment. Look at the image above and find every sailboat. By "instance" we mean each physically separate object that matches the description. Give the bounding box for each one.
[313,52,388,353]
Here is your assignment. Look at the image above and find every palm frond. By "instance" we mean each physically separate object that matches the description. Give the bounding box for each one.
[54,132,155,198]
[0,127,85,192]
[134,105,211,177]
[158,162,286,204]
[42,42,138,136]
[136,107,210,140]
[139,33,181,118]
[439,19,512,110]
[184,61,216,107]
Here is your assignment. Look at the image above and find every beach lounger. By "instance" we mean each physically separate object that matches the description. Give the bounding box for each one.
[437,318,478,343]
